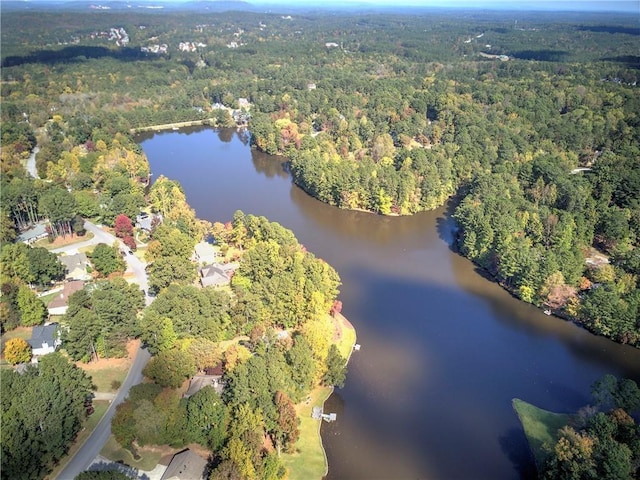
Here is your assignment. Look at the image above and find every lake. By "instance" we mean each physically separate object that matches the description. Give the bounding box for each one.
[138,127,640,479]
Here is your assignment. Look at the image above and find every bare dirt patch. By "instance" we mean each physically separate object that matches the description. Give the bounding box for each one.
[331,312,353,342]
[35,232,93,249]
[77,339,139,372]
[77,339,139,392]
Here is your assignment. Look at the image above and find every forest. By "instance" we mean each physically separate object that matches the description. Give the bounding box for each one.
[2,6,638,345]
[0,4,639,479]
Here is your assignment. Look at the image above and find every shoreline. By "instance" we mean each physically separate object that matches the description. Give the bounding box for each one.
[129,118,215,134]
[282,312,357,479]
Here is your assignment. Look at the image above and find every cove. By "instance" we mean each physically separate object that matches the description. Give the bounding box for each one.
[138,127,640,480]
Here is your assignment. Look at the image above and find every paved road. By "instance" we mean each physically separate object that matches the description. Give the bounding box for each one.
[26,146,40,178]
[55,220,153,478]
[56,346,151,480]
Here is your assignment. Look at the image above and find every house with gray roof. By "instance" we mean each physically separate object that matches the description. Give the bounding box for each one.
[160,449,207,480]
[184,363,225,397]
[18,223,48,245]
[135,213,163,232]
[59,252,91,280]
[198,262,238,288]
[28,324,61,356]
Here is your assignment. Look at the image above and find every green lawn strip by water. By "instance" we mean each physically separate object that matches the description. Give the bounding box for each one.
[282,313,357,480]
[282,386,333,480]
[512,398,573,471]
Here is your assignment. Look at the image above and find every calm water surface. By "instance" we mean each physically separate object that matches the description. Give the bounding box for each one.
[138,128,640,480]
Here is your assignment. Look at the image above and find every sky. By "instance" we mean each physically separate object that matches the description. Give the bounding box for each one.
[249,0,640,12]
[18,0,640,12]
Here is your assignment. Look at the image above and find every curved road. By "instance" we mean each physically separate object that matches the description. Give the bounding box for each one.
[55,220,153,479]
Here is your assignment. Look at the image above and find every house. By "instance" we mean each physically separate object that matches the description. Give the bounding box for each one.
[18,223,48,245]
[193,242,218,265]
[160,449,207,480]
[184,364,225,397]
[28,324,61,356]
[59,252,91,280]
[198,262,238,288]
[47,280,84,316]
[135,213,163,232]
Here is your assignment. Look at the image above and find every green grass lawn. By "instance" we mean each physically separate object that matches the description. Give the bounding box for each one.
[85,364,130,392]
[512,398,573,471]
[33,231,94,250]
[39,291,61,307]
[100,436,166,472]
[282,386,333,480]
[282,313,357,480]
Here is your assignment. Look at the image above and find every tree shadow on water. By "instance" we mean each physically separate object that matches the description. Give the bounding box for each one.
[499,427,538,480]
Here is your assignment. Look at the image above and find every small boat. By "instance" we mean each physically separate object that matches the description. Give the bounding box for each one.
[172,126,179,131]
[543,309,552,316]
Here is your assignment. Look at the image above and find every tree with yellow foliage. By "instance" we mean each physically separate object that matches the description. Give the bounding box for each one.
[3,337,32,365]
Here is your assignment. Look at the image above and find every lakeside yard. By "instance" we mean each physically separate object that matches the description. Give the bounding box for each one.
[282,312,357,479]
[512,398,573,472]
[95,314,357,480]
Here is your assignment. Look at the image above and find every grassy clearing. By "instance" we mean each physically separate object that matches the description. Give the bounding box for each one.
[512,398,572,471]
[38,291,61,307]
[34,231,94,250]
[282,313,357,480]
[84,364,130,392]
[1,326,33,344]
[77,340,138,392]
[100,436,167,472]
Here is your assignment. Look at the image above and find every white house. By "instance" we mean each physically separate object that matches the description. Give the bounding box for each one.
[28,324,61,356]
[193,241,218,265]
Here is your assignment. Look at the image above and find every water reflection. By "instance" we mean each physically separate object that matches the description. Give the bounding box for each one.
[251,151,289,179]
[447,239,640,384]
[217,128,235,143]
[289,185,441,248]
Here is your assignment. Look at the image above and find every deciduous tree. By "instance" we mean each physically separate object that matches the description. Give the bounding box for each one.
[3,337,32,364]
[143,348,196,388]
[16,285,46,327]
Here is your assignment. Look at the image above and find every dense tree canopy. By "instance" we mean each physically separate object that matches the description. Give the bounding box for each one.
[542,376,640,480]
[1,353,94,480]
[88,243,126,277]
[62,278,144,361]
